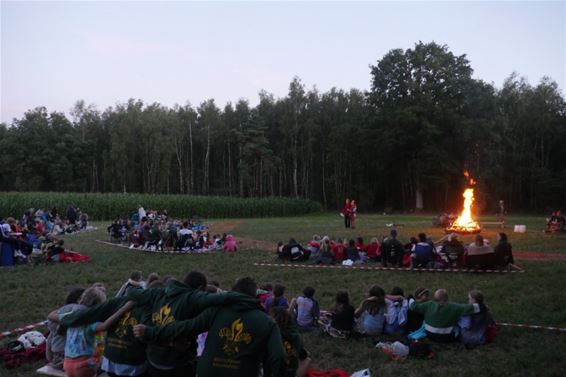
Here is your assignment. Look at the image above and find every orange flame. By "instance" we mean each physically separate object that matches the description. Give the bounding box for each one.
[446,172,481,233]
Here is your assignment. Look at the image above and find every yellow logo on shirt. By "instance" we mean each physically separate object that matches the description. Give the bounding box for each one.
[218,318,252,356]
[283,339,297,362]
[115,311,138,338]
[152,304,175,326]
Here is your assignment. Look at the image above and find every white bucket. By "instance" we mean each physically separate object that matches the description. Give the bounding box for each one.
[514,225,526,233]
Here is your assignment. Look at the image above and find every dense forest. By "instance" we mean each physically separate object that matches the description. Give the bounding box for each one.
[1,42,565,213]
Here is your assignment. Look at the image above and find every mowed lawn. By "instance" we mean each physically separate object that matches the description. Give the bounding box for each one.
[1,213,565,377]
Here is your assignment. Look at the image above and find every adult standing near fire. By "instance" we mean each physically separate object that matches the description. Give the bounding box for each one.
[342,199,351,229]
[498,200,506,229]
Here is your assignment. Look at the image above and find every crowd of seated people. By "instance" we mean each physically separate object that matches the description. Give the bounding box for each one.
[0,207,92,266]
[107,213,236,253]
[45,272,309,377]
[43,269,495,377]
[545,210,565,233]
[317,285,495,349]
[275,230,520,271]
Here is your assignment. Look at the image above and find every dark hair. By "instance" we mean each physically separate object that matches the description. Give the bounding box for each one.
[413,287,430,300]
[333,290,350,313]
[364,286,385,315]
[349,239,355,247]
[183,271,207,290]
[469,289,484,305]
[183,221,189,228]
[498,233,508,243]
[65,288,85,305]
[418,233,427,242]
[261,283,273,291]
[288,238,297,244]
[390,286,404,296]
[273,284,286,307]
[303,286,315,298]
[356,237,364,244]
[130,271,142,281]
[410,237,418,244]
[210,280,220,287]
[232,277,257,297]
[270,307,292,331]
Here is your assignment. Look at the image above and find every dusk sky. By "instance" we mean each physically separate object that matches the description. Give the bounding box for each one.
[1,1,564,124]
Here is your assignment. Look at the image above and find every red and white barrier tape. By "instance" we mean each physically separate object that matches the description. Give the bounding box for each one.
[0,321,48,339]
[253,262,524,273]
[497,322,566,333]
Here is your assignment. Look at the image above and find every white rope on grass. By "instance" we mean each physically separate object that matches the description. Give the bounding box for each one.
[497,322,566,333]
[0,321,48,339]
[95,240,219,255]
[253,262,525,273]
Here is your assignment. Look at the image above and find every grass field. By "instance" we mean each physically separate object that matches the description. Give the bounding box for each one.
[1,213,565,377]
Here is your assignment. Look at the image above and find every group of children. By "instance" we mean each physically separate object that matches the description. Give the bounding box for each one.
[42,268,495,377]
[45,271,308,377]
[0,216,91,266]
[256,282,495,348]
[107,215,238,253]
[276,229,519,270]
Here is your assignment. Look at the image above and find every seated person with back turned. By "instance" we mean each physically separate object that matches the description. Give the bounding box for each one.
[464,234,497,269]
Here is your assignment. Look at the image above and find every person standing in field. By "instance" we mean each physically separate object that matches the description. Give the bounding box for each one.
[498,200,505,229]
[342,199,351,229]
[350,200,358,229]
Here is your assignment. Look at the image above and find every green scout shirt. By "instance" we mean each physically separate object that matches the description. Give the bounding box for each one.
[410,300,479,334]
[126,280,257,368]
[142,293,287,377]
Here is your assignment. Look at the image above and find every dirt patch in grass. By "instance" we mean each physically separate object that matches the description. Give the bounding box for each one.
[209,220,275,251]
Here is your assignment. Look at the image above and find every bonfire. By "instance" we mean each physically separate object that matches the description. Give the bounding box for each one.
[446,171,481,234]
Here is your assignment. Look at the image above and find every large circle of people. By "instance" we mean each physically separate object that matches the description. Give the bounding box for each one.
[107,206,237,252]
[0,206,91,264]
[276,230,520,271]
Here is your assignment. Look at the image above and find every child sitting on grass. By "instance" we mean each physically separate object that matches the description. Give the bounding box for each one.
[458,289,495,347]
[354,286,386,336]
[289,286,320,331]
[384,286,409,335]
[270,307,312,377]
[320,290,355,338]
[264,284,289,312]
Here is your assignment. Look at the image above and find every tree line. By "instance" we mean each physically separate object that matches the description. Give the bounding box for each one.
[1,42,564,213]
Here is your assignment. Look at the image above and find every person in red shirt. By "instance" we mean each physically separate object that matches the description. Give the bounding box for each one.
[331,238,346,262]
[365,237,381,261]
[341,199,351,228]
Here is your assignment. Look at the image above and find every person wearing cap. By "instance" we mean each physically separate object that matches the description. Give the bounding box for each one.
[405,287,430,333]
[381,229,404,267]
[410,289,481,343]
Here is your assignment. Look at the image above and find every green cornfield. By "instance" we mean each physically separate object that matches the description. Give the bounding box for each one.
[0,192,322,220]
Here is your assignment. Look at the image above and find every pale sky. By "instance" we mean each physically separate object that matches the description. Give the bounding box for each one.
[1,0,565,123]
